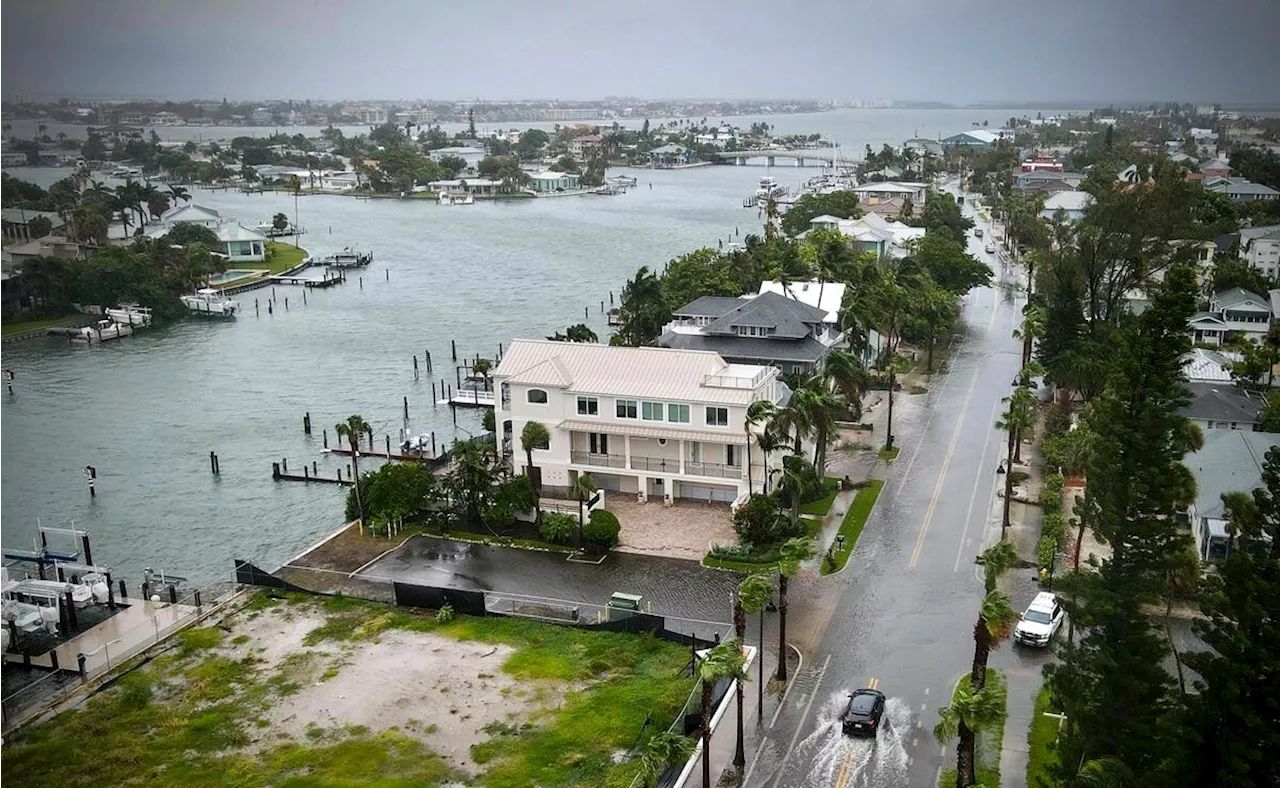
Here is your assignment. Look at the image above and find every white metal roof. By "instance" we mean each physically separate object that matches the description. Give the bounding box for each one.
[494,339,773,404]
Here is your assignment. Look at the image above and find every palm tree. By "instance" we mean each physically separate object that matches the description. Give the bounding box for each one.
[637,730,693,788]
[997,387,1037,535]
[167,184,191,205]
[520,421,550,524]
[1013,304,1046,368]
[775,537,814,682]
[335,415,372,522]
[823,350,871,422]
[806,388,845,477]
[745,400,777,495]
[757,429,788,496]
[933,680,1005,788]
[571,473,597,546]
[697,638,747,788]
[737,573,774,723]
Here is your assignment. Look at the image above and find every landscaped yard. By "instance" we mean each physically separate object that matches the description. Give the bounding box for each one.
[1,591,696,788]
[800,477,841,517]
[213,242,310,290]
[821,479,883,575]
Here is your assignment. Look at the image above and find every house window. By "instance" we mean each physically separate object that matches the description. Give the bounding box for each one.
[577,396,598,416]
[668,403,690,423]
[616,399,637,419]
[527,389,548,404]
[642,401,664,421]
[706,407,729,427]
[726,445,738,467]
[589,433,609,454]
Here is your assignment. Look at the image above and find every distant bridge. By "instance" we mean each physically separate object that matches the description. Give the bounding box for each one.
[713,148,863,167]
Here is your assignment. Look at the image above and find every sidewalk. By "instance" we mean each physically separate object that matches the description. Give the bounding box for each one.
[695,642,788,787]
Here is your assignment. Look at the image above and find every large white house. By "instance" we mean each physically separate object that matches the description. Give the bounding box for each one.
[493,340,788,506]
[1188,287,1273,346]
[808,212,925,259]
[1239,224,1280,279]
[144,204,267,262]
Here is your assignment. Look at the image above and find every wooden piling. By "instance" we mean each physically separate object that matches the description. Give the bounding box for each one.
[385,434,391,455]
[403,396,409,419]
[255,299,260,316]
[413,356,419,379]
[359,277,363,289]
[584,306,589,320]
[268,301,273,315]
[601,300,605,312]
[451,340,457,360]
[431,432,437,456]
[284,297,289,310]
[272,287,277,302]
[210,451,217,475]
[302,290,307,305]
[426,350,432,373]
[323,428,328,449]
[282,458,288,472]
[272,462,281,479]
[610,291,614,304]
[432,381,438,405]
[386,268,389,281]
[312,461,318,474]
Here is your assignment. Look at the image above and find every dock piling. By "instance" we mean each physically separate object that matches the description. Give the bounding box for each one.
[194,589,202,610]
[303,290,307,305]
[431,432,437,457]
[255,299,260,317]
[385,434,391,455]
[304,412,312,435]
[82,533,92,566]
[303,466,309,479]
[610,291,614,304]
[77,653,87,681]
[426,350,432,373]
[451,340,457,361]
[601,300,605,312]
[323,429,329,449]
[50,650,60,671]
[272,462,281,480]
[119,579,127,599]
[105,572,115,610]
[386,268,389,281]
[584,306,589,320]
[413,356,419,380]
[169,585,178,604]
[284,297,289,310]
[272,287,277,302]
[432,382,438,406]
[210,451,218,475]
[282,458,288,473]
[359,277,363,290]
[268,301,273,315]
[403,396,409,419]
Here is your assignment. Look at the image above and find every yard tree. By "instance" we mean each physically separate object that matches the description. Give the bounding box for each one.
[519,421,550,524]
[698,639,747,788]
[611,266,670,346]
[779,190,863,236]
[272,212,289,232]
[917,190,974,244]
[934,676,1006,788]
[335,414,373,522]
[1046,263,1200,785]
[1174,449,1280,788]
[908,232,992,296]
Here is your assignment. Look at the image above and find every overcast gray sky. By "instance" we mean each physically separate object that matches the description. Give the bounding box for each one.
[4,0,1278,104]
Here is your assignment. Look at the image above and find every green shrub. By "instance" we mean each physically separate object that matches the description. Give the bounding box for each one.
[1043,403,1073,439]
[583,509,621,549]
[435,603,454,624]
[1037,535,1057,571]
[538,512,576,544]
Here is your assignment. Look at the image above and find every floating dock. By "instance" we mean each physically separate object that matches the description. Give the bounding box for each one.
[271,462,353,486]
[435,389,495,408]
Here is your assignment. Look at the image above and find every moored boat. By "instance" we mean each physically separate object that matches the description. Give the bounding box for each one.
[181,288,239,317]
[70,319,134,344]
[104,303,153,327]
[438,193,475,205]
[321,247,374,267]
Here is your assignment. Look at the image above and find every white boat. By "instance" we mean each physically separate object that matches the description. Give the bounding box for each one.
[438,193,475,206]
[104,303,153,327]
[755,175,789,200]
[2,599,43,634]
[182,288,239,317]
[255,220,306,237]
[321,247,374,267]
[70,319,134,344]
[109,166,142,178]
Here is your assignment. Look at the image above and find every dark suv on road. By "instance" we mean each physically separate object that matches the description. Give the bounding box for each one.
[841,689,886,737]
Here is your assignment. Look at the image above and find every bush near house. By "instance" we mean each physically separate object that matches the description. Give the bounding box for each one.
[538,512,575,545]
[583,509,621,549]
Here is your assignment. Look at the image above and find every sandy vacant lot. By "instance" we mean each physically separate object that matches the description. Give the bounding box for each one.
[232,603,553,775]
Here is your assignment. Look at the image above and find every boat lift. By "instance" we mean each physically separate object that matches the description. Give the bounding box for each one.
[3,525,95,580]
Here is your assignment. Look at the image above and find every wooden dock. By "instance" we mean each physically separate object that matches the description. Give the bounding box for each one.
[271,462,353,485]
[324,446,435,462]
[435,389,495,408]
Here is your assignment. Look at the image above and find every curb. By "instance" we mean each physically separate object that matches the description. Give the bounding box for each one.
[769,642,805,730]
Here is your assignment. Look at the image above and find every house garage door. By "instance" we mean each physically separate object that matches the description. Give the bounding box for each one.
[591,473,623,492]
[677,483,737,503]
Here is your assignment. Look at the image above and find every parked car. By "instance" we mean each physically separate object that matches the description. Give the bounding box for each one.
[1014,592,1065,647]
[841,688,886,737]
[985,243,996,254]
[974,227,984,238]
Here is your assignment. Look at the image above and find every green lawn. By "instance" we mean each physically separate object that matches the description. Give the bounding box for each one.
[1027,687,1061,788]
[878,445,901,462]
[2,313,80,337]
[940,669,1008,788]
[800,478,842,517]
[1,592,694,788]
[213,242,310,290]
[821,480,883,575]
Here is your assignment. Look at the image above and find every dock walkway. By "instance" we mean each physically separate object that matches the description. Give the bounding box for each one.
[435,389,495,408]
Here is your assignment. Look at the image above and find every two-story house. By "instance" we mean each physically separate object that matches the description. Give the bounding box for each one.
[1187,430,1280,562]
[1188,287,1273,345]
[493,340,786,507]
[660,291,837,376]
[1239,224,1280,279]
[807,212,925,259]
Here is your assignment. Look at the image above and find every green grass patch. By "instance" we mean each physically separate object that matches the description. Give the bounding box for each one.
[702,555,770,572]
[800,478,842,517]
[1027,687,1061,788]
[1,313,81,337]
[878,445,901,462]
[176,626,224,655]
[821,480,883,575]
[428,527,576,554]
[940,669,1008,788]
[3,591,693,788]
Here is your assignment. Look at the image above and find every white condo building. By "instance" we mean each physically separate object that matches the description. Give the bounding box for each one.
[493,340,789,506]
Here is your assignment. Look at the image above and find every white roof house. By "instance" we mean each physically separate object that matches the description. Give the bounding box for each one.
[492,339,786,505]
[1040,191,1093,221]
[757,279,846,324]
[850,181,928,203]
[146,214,267,263]
[810,212,924,258]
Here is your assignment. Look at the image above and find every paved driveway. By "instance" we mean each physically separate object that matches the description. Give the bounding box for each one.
[609,497,738,561]
[355,534,741,629]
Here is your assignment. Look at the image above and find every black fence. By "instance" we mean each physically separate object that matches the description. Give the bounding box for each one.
[393,582,486,616]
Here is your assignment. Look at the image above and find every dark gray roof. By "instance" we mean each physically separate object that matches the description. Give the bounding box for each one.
[1179,382,1262,425]
[1188,430,1280,519]
[659,331,830,365]
[673,296,748,319]
[701,291,828,340]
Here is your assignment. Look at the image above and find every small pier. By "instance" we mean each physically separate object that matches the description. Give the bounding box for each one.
[435,389,495,408]
[267,271,346,288]
[271,462,353,486]
[324,446,435,462]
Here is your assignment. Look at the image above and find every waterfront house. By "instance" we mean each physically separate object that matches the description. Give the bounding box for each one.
[1186,430,1280,562]
[493,339,788,506]
[529,171,581,193]
[1204,176,1280,204]
[941,130,1001,149]
[428,178,502,198]
[808,212,925,258]
[1179,382,1263,433]
[146,204,266,263]
[569,134,603,161]
[1,234,85,267]
[660,290,839,375]
[1239,225,1280,279]
[648,144,695,168]
[156,203,222,228]
[1188,287,1273,346]
[319,171,361,191]
[1,151,29,167]
[1040,191,1093,222]
[850,181,927,204]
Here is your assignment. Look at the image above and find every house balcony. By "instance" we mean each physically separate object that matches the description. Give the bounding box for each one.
[570,450,627,469]
[630,455,744,479]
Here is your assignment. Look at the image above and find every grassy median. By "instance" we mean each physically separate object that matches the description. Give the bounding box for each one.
[821,479,884,575]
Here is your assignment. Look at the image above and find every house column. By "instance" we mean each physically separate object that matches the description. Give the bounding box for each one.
[679,439,686,475]
[624,435,632,468]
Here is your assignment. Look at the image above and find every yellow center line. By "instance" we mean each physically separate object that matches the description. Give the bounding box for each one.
[909,371,979,568]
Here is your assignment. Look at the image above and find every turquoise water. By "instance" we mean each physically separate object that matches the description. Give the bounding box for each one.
[207,269,262,284]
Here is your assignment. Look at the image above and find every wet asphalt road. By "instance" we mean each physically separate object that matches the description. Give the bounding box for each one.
[749,190,1031,788]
